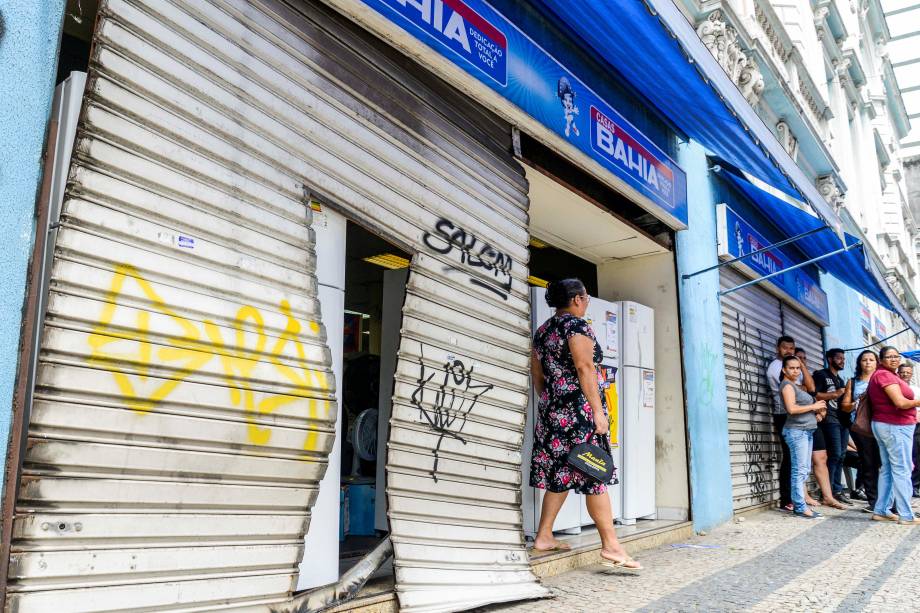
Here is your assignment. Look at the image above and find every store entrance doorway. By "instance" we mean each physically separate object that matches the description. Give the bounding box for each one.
[338,220,409,575]
[298,207,409,589]
[522,163,689,546]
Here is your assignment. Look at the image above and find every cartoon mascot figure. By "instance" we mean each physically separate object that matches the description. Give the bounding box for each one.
[557,76,580,138]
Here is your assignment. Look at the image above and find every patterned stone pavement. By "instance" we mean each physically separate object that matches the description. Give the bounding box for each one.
[479,505,920,612]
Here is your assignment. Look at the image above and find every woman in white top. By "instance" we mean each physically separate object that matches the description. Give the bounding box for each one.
[841,350,879,508]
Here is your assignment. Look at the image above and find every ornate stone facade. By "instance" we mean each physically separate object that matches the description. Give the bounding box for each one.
[886,273,906,303]
[696,11,765,106]
[776,120,799,162]
[799,79,822,116]
[816,175,844,211]
[755,4,792,63]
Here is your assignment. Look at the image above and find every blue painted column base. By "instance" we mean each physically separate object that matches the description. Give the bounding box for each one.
[675,140,734,532]
[0,2,66,488]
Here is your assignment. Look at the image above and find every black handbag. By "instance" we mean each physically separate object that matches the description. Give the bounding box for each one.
[566,432,617,484]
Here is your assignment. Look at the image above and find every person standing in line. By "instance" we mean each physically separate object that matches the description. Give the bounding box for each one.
[866,347,920,524]
[841,350,880,510]
[896,361,920,498]
[813,348,852,504]
[779,355,826,518]
[529,279,641,569]
[767,336,815,511]
[793,348,836,508]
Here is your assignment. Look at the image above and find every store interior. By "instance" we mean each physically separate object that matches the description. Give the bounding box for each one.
[337,221,408,575]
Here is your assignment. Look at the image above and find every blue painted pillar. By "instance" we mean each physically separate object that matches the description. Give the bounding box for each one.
[0,3,65,483]
[821,273,866,363]
[675,140,734,532]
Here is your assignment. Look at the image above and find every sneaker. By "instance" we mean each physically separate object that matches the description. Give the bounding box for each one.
[861,505,874,514]
[835,492,853,505]
[850,489,867,501]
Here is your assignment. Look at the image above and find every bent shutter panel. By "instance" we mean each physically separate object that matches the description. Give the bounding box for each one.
[720,268,783,511]
[8,0,337,610]
[8,0,548,610]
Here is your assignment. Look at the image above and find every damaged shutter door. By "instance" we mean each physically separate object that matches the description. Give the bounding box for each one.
[8,0,548,610]
[720,268,783,511]
[7,0,337,610]
[388,254,541,613]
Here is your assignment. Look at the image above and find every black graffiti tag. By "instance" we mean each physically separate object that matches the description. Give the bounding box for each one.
[422,218,514,300]
[410,349,494,482]
[732,313,774,503]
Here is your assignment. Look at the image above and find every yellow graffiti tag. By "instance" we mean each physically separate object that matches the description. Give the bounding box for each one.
[87,264,212,413]
[87,264,331,450]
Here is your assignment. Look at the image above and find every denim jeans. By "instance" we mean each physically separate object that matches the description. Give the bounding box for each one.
[783,428,814,514]
[820,420,849,495]
[872,421,915,521]
[773,414,792,506]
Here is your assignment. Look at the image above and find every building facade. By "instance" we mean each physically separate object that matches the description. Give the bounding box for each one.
[681,0,918,353]
[882,0,920,303]
[0,1,918,612]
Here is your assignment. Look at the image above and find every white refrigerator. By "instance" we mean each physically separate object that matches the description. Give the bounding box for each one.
[297,205,345,589]
[618,301,656,522]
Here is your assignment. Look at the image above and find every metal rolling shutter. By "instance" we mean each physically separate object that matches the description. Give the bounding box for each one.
[782,305,825,370]
[8,0,547,610]
[9,0,340,609]
[720,268,783,511]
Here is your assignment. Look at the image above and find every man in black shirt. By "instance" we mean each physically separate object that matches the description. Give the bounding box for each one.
[814,348,850,504]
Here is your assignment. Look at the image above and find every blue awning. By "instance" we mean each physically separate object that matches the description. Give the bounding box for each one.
[717,168,920,336]
[526,1,919,334]
[531,0,842,236]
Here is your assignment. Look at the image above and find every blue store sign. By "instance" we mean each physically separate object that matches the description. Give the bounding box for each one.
[717,205,829,324]
[874,317,887,339]
[860,305,872,332]
[357,0,688,227]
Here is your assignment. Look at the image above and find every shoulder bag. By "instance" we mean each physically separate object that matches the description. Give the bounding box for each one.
[567,432,617,484]
[850,380,874,439]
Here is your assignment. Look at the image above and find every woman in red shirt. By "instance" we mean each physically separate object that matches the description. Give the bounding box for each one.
[867,346,920,524]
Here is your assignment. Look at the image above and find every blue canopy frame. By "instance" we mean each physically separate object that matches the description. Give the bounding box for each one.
[713,168,920,336]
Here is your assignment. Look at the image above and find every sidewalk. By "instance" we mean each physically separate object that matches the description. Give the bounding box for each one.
[478,505,920,612]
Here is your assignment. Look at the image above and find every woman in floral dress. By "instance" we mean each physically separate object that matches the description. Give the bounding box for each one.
[530,278,641,570]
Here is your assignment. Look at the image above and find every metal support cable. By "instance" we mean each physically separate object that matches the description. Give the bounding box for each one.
[842,327,912,352]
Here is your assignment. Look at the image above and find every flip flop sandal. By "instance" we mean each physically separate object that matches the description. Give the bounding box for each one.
[532,542,572,553]
[600,556,642,572]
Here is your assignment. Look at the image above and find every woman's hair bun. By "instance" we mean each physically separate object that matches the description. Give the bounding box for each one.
[544,278,586,308]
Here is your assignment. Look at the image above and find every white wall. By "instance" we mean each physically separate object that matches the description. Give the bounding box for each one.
[597,253,690,519]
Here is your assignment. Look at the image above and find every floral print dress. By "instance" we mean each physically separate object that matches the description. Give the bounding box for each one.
[530,312,615,495]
